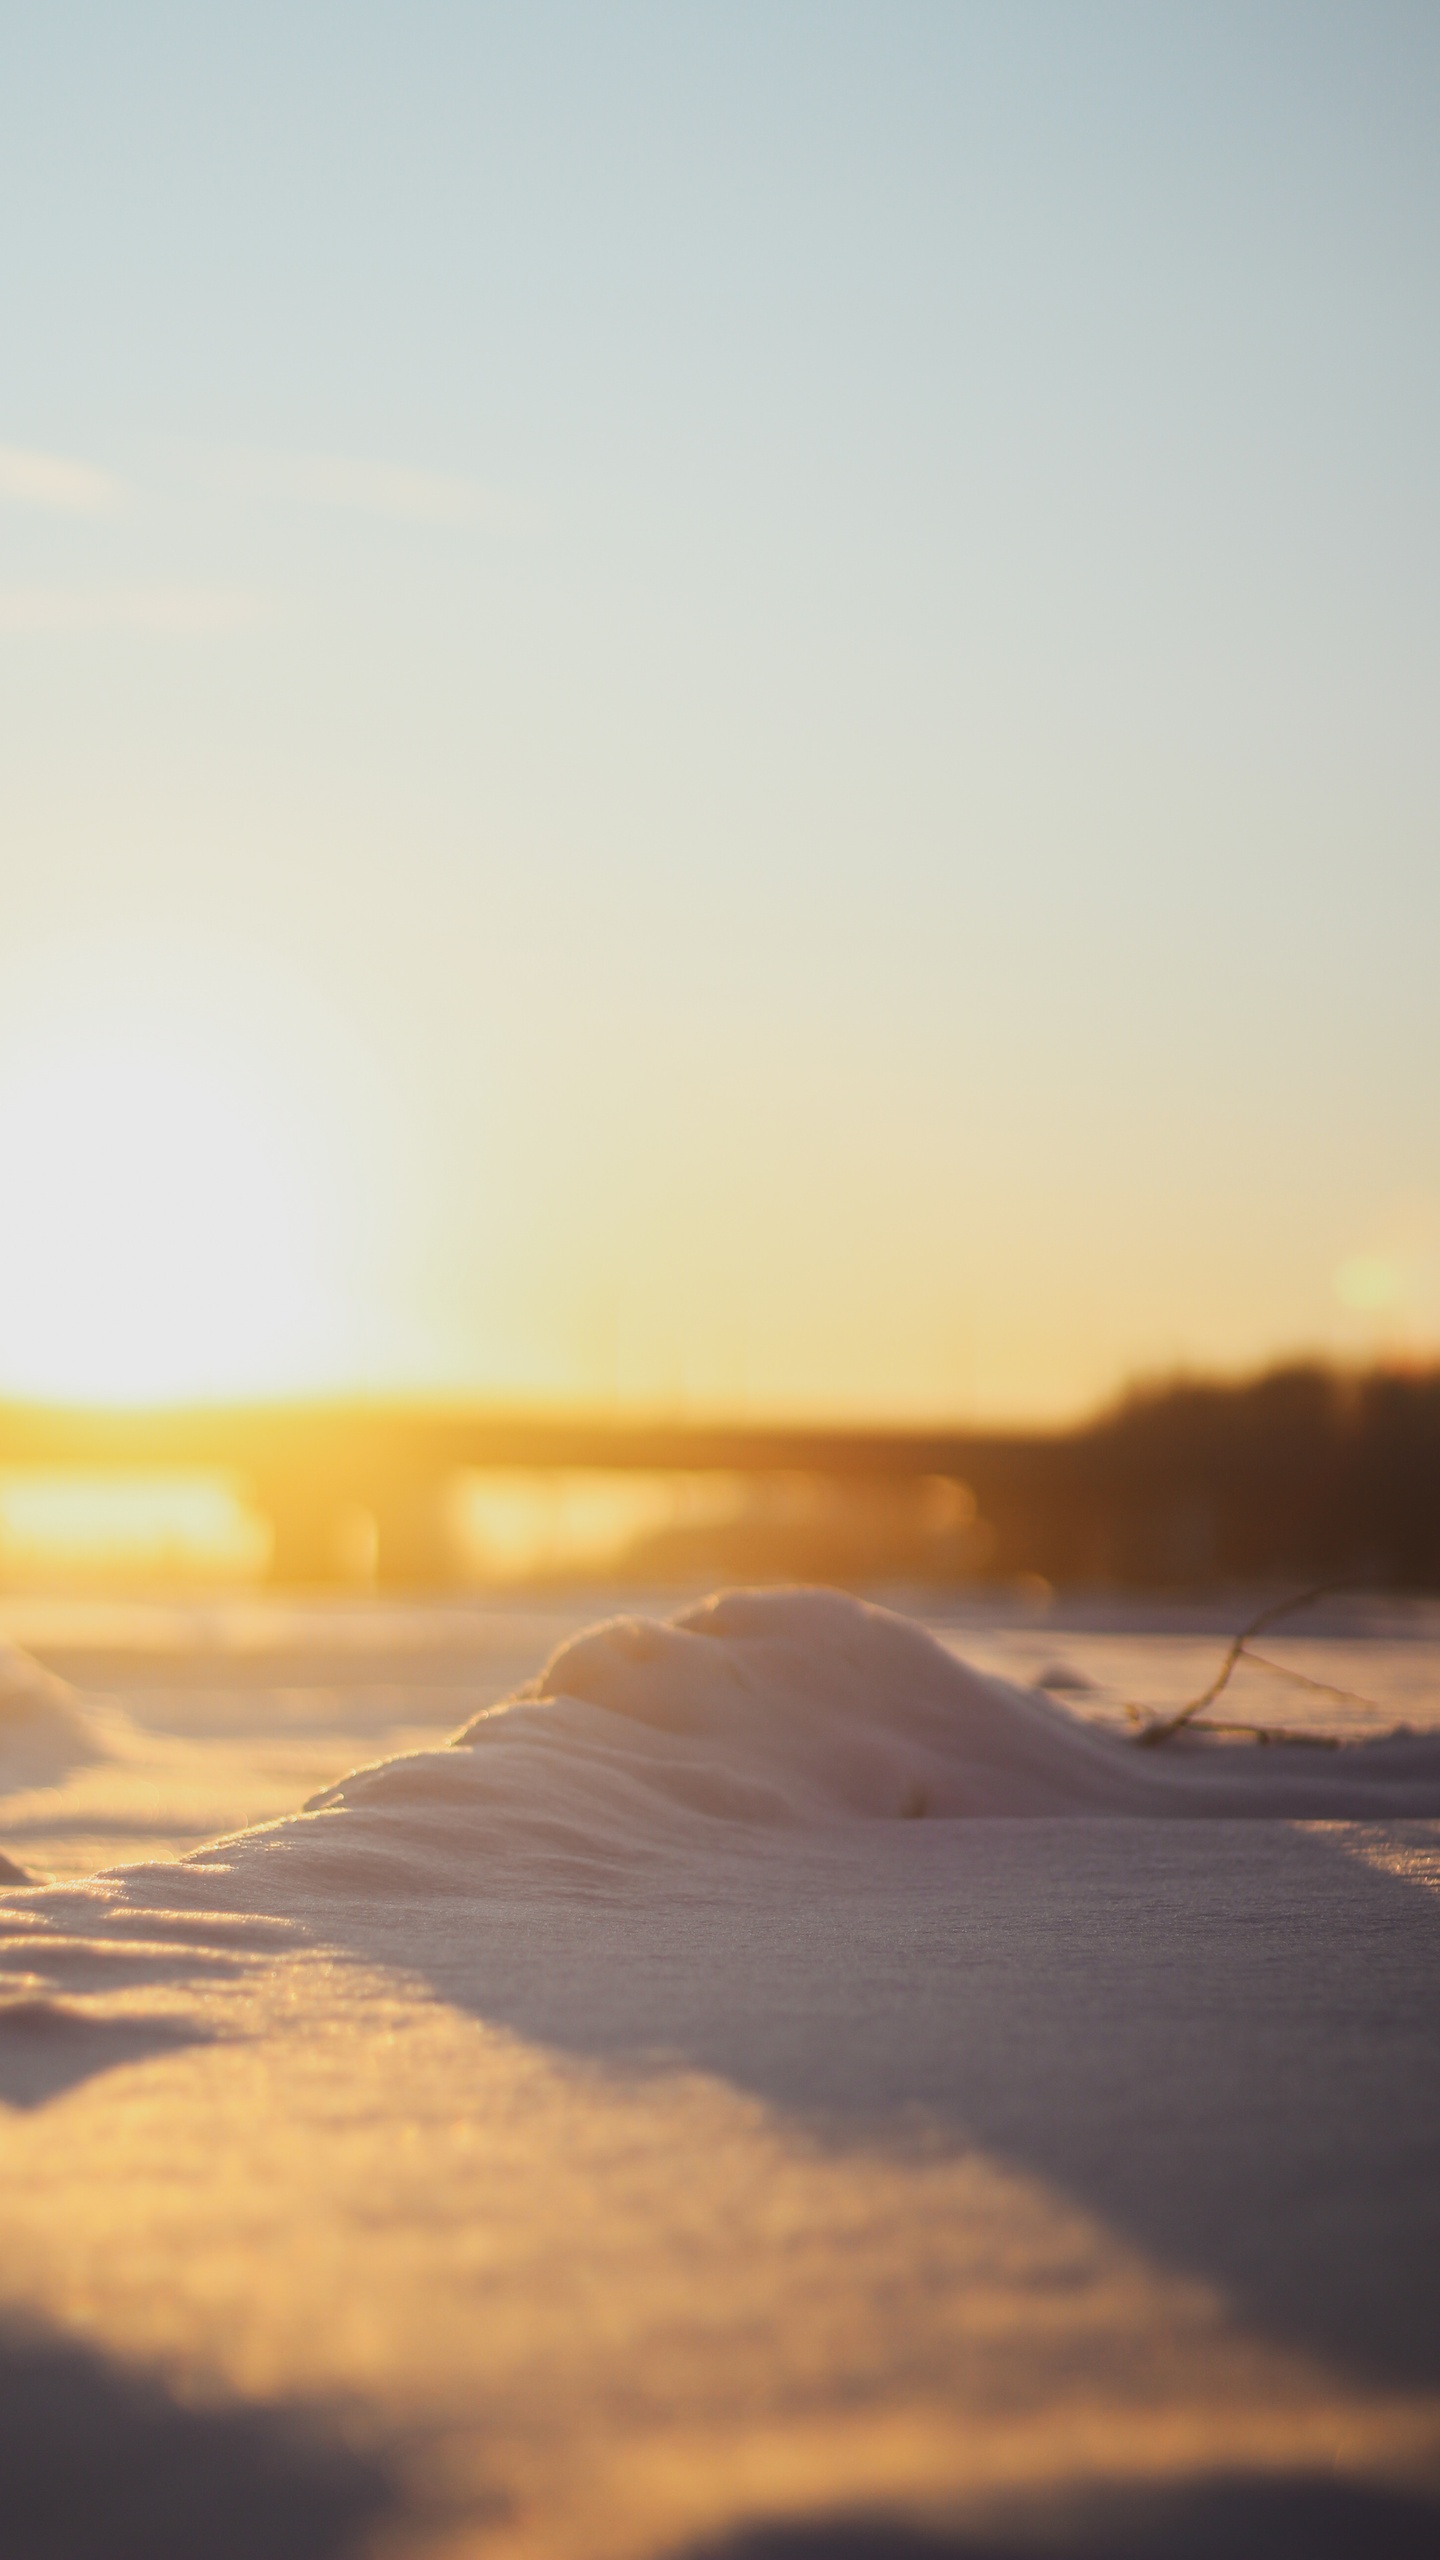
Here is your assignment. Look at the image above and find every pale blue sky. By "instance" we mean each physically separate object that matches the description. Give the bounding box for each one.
[1,3,1438,1417]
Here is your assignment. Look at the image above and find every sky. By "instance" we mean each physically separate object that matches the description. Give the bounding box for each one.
[0,0,1437,1422]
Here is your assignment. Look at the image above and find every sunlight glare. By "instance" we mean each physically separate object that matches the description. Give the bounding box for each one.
[0,1011,347,1402]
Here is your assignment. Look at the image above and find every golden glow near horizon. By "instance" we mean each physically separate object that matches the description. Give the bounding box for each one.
[0,1468,271,1582]
[0,933,1430,1426]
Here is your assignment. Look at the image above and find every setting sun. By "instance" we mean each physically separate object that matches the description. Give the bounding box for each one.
[0,1007,342,1403]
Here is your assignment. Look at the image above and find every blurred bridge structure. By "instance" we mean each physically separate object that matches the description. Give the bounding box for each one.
[0,1400,1057,1586]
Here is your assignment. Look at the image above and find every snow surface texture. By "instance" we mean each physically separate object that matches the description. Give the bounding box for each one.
[0,1640,97,1807]
[173,1588,1440,1906]
[2,1591,1440,2559]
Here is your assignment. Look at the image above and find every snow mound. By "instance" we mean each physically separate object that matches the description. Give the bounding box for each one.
[0,1638,100,1793]
[181,1590,1440,1903]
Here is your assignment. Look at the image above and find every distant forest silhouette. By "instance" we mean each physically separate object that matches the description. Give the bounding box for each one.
[964,1362,1440,1592]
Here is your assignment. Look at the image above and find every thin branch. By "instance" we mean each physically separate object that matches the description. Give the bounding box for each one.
[1240,1651,1385,1714]
[1129,1582,1368,1748]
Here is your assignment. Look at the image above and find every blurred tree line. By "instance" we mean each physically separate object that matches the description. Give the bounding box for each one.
[970,1363,1440,1591]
